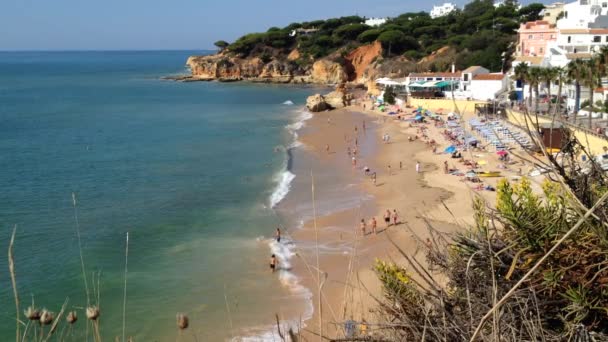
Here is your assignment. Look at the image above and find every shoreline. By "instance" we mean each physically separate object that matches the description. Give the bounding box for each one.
[280,100,512,340]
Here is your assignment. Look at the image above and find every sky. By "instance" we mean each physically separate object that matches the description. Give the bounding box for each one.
[0,0,549,51]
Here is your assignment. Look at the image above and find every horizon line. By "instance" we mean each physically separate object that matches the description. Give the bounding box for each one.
[0,48,217,52]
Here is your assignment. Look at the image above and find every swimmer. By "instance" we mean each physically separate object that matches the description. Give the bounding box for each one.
[270,254,278,272]
[275,227,281,243]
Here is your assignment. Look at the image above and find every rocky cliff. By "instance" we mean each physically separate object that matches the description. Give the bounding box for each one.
[184,42,383,85]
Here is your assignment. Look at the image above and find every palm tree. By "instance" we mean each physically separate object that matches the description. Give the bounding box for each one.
[514,63,529,107]
[553,66,567,117]
[567,59,586,124]
[528,67,543,114]
[541,67,558,115]
[582,58,602,128]
[597,45,608,76]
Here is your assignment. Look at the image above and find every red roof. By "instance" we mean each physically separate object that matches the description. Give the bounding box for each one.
[409,72,460,78]
[473,74,506,81]
[590,29,608,34]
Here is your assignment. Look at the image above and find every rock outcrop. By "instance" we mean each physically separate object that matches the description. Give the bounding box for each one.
[306,85,353,112]
[310,60,349,84]
[183,41,383,85]
[306,94,328,112]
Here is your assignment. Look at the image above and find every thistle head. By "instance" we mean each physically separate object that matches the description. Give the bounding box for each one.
[86,306,100,321]
[176,313,189,330]
[24,306,41,321]
[39,309,54,325]
[66,311,78,324]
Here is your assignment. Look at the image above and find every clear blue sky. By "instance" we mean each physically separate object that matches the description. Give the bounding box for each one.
[0,0,547,51]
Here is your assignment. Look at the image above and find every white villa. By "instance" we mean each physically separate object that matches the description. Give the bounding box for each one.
[365,17,388,27]
[430,3,457,19]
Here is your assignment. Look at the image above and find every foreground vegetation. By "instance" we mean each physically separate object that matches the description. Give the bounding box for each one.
[215,0,544,72]
[372,126,608,340]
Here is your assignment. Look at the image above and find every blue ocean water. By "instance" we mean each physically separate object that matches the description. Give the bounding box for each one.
[0,51,320,340]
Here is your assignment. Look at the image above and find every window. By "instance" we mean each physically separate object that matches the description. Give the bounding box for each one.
[594,36,601,43]
[551,34,555,39]
[529,35,533,39]
[540,47,544,54]
[546,12,551,16]
[603,2,608,7]
[606,36,608,42]
[464,74,469,82]
[568,36,572,43]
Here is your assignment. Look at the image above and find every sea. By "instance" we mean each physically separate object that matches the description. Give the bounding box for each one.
[0,50,334,341]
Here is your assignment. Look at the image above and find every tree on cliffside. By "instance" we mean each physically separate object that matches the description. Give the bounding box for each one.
[383,86,396,105]
[214,40,229,51]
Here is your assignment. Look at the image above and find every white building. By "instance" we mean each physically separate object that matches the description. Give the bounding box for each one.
[557,0,608,30]
[404,66,508,101]
[430,3,457,19]
[365,17,388,27]
[494,1,523,10]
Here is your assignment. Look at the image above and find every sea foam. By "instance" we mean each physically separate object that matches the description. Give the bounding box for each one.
[268,110,313,208]
[269,170,295,208]
[235,237,313,341]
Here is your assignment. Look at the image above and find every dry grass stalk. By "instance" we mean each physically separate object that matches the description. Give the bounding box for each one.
[311,171,323,341]
[122,232,129,342]
[72,193,91,306]
[8,225,20,342]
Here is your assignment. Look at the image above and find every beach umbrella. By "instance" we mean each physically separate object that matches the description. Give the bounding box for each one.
[444,145,456,153]
[496,150,508,156]
[478,160,488,165]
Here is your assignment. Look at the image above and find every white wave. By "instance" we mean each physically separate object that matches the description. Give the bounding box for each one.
[234,237,313,341]
[283,100,295,105]
[285,111,313,149]
[285,111,313,132]
[269,170,295,208]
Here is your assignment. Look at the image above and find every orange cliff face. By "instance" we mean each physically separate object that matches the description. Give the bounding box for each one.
[185,41,383,85]
[345,41,383,84]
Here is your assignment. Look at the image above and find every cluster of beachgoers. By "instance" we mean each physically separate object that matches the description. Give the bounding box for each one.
[280,93,554,340]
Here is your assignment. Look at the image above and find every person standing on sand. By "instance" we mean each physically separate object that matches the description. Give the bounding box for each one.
[372,172,377,185]
[400,161,403,170]
[416,161,421,173]
[444,161,449,174]
[393,209,399,226]
[325,144,330,154]
[387,164,391,176]
[371,217,377,234]
[352,156,357,167]
[363,121,366,132]
[270,254,278,272]
[384,210,391,227]
[275,227,281,243]
[360,219,366,236]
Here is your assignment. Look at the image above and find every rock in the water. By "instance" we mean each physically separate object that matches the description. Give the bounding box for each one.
[306,94,328,112]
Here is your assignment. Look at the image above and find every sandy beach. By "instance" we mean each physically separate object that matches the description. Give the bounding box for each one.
[282,99,526,340]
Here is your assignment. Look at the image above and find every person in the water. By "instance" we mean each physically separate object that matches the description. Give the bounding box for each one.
[275,227,281,243]
[270,254,278,272]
